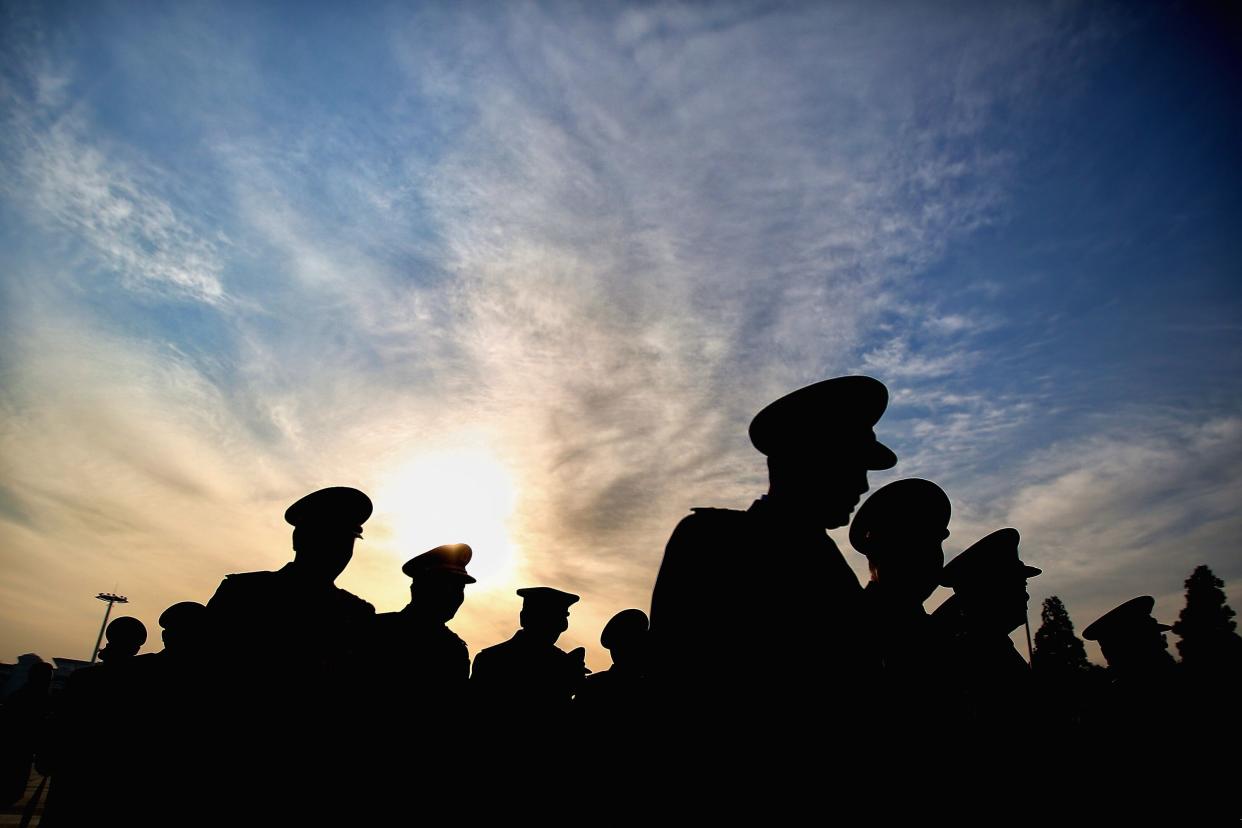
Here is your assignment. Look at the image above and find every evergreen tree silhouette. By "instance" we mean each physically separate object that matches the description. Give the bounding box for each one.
[1172,565,1242,671]
[1033,596,1090,675]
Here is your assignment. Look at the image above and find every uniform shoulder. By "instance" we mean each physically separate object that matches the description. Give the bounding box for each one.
[333,588,375,615]
[474,637,519,664]
[668,507,752,542]
[207,570,278,607]
[689,506,747,517]
[219,570,279,588]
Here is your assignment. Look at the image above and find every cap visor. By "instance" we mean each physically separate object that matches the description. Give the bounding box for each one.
[867,441,898,471]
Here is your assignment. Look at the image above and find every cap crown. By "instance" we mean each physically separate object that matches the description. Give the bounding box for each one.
[284,487,373,536]
[1083,596,1168,641]
[748,375,896,469]
[403,543,476,583]
[516,586,580,610]
[941,528,1040,588]
[849,478,951,555]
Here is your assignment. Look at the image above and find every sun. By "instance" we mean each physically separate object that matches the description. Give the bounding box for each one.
[376,440,519,589]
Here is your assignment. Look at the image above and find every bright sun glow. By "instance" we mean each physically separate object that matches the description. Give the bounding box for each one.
[376,440,519,589]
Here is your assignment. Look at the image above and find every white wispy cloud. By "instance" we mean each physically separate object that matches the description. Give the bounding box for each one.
[2,64,229,304]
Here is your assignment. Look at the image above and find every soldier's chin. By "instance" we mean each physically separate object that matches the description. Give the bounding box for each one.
[821,508,852,530]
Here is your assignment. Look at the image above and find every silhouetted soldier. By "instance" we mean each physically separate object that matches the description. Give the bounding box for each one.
[130,602,209,823]
[470,587,586,802]
[848,477,949,771]
[206,486,376,686]
[370,543,475,710]
[96,615,147,664]
[41,616,148,827]
[1080,596,1195,816]
[572,609,652,801]
[575,608,650,717]
[153,601,209,659]
[850,478,950,672]
[204,487,375,821]
[472,587,587,710]
[649,375,897,752]
[364,544,475,807]
[933,528,1039,704]
[1083,596,1175,679]
[931,528,1038,811]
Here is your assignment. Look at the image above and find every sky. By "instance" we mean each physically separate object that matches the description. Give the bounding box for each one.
[1,0,1239,670]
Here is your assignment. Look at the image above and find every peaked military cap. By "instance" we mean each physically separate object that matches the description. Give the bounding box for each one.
[516,586,580,612]
[158,601,206,630]
[106,616,148,647]
[402,543,477,583]
[1082,596,1172,642]
[284,487,373,538]
[849,478,951,555]
[748,375,897,469]
[601,608,649,649]
[940,528,1041,589]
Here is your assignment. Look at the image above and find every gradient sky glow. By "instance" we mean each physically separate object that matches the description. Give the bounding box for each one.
[2,1,1239,669]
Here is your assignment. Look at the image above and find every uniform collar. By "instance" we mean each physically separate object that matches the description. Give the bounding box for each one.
[749,495,835,538]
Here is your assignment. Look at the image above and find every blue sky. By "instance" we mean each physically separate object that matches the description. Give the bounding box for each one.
[2,0,1239,666]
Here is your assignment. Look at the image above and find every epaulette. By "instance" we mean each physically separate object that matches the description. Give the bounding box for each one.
[686,507,750,524]
[335,589,375,614]
[224,570,278,583]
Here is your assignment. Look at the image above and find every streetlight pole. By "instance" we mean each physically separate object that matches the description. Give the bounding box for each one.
[91,592,129,663]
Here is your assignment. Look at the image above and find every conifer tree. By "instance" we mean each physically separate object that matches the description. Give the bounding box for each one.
[1033,596,1090,674]
[1172,564,1242,669]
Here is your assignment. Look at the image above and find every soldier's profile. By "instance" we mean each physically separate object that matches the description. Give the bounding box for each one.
[97,615,147,663]
[931,526,1039,799]
[933,527,1040,675]
[41,616,149,824]
[575,608,650,715]
[205,486,376,675]
[648,375,898,736]
[1083,595,1176,676]
[850,478,949,670]
[369,543,476,709]
[471,586,587,709]
[202,486,376,821]
[847,477,952,778]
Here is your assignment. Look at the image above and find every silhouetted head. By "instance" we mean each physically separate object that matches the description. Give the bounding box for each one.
[601,608,650,671]
[285,487,373,583]
[751,376,897,528]
[517,586,579,644]
[1083,596,1173,673]
[100,616,147,661]
[850,478,950,604]
[158,601,207,656]
[403,543,476,624]
[941,529,1039,634]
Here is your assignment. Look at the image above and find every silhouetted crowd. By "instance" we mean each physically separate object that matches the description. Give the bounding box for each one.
[2,376,1240,824]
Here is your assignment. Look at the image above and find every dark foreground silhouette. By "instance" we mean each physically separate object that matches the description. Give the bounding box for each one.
[4,375,1240,824]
